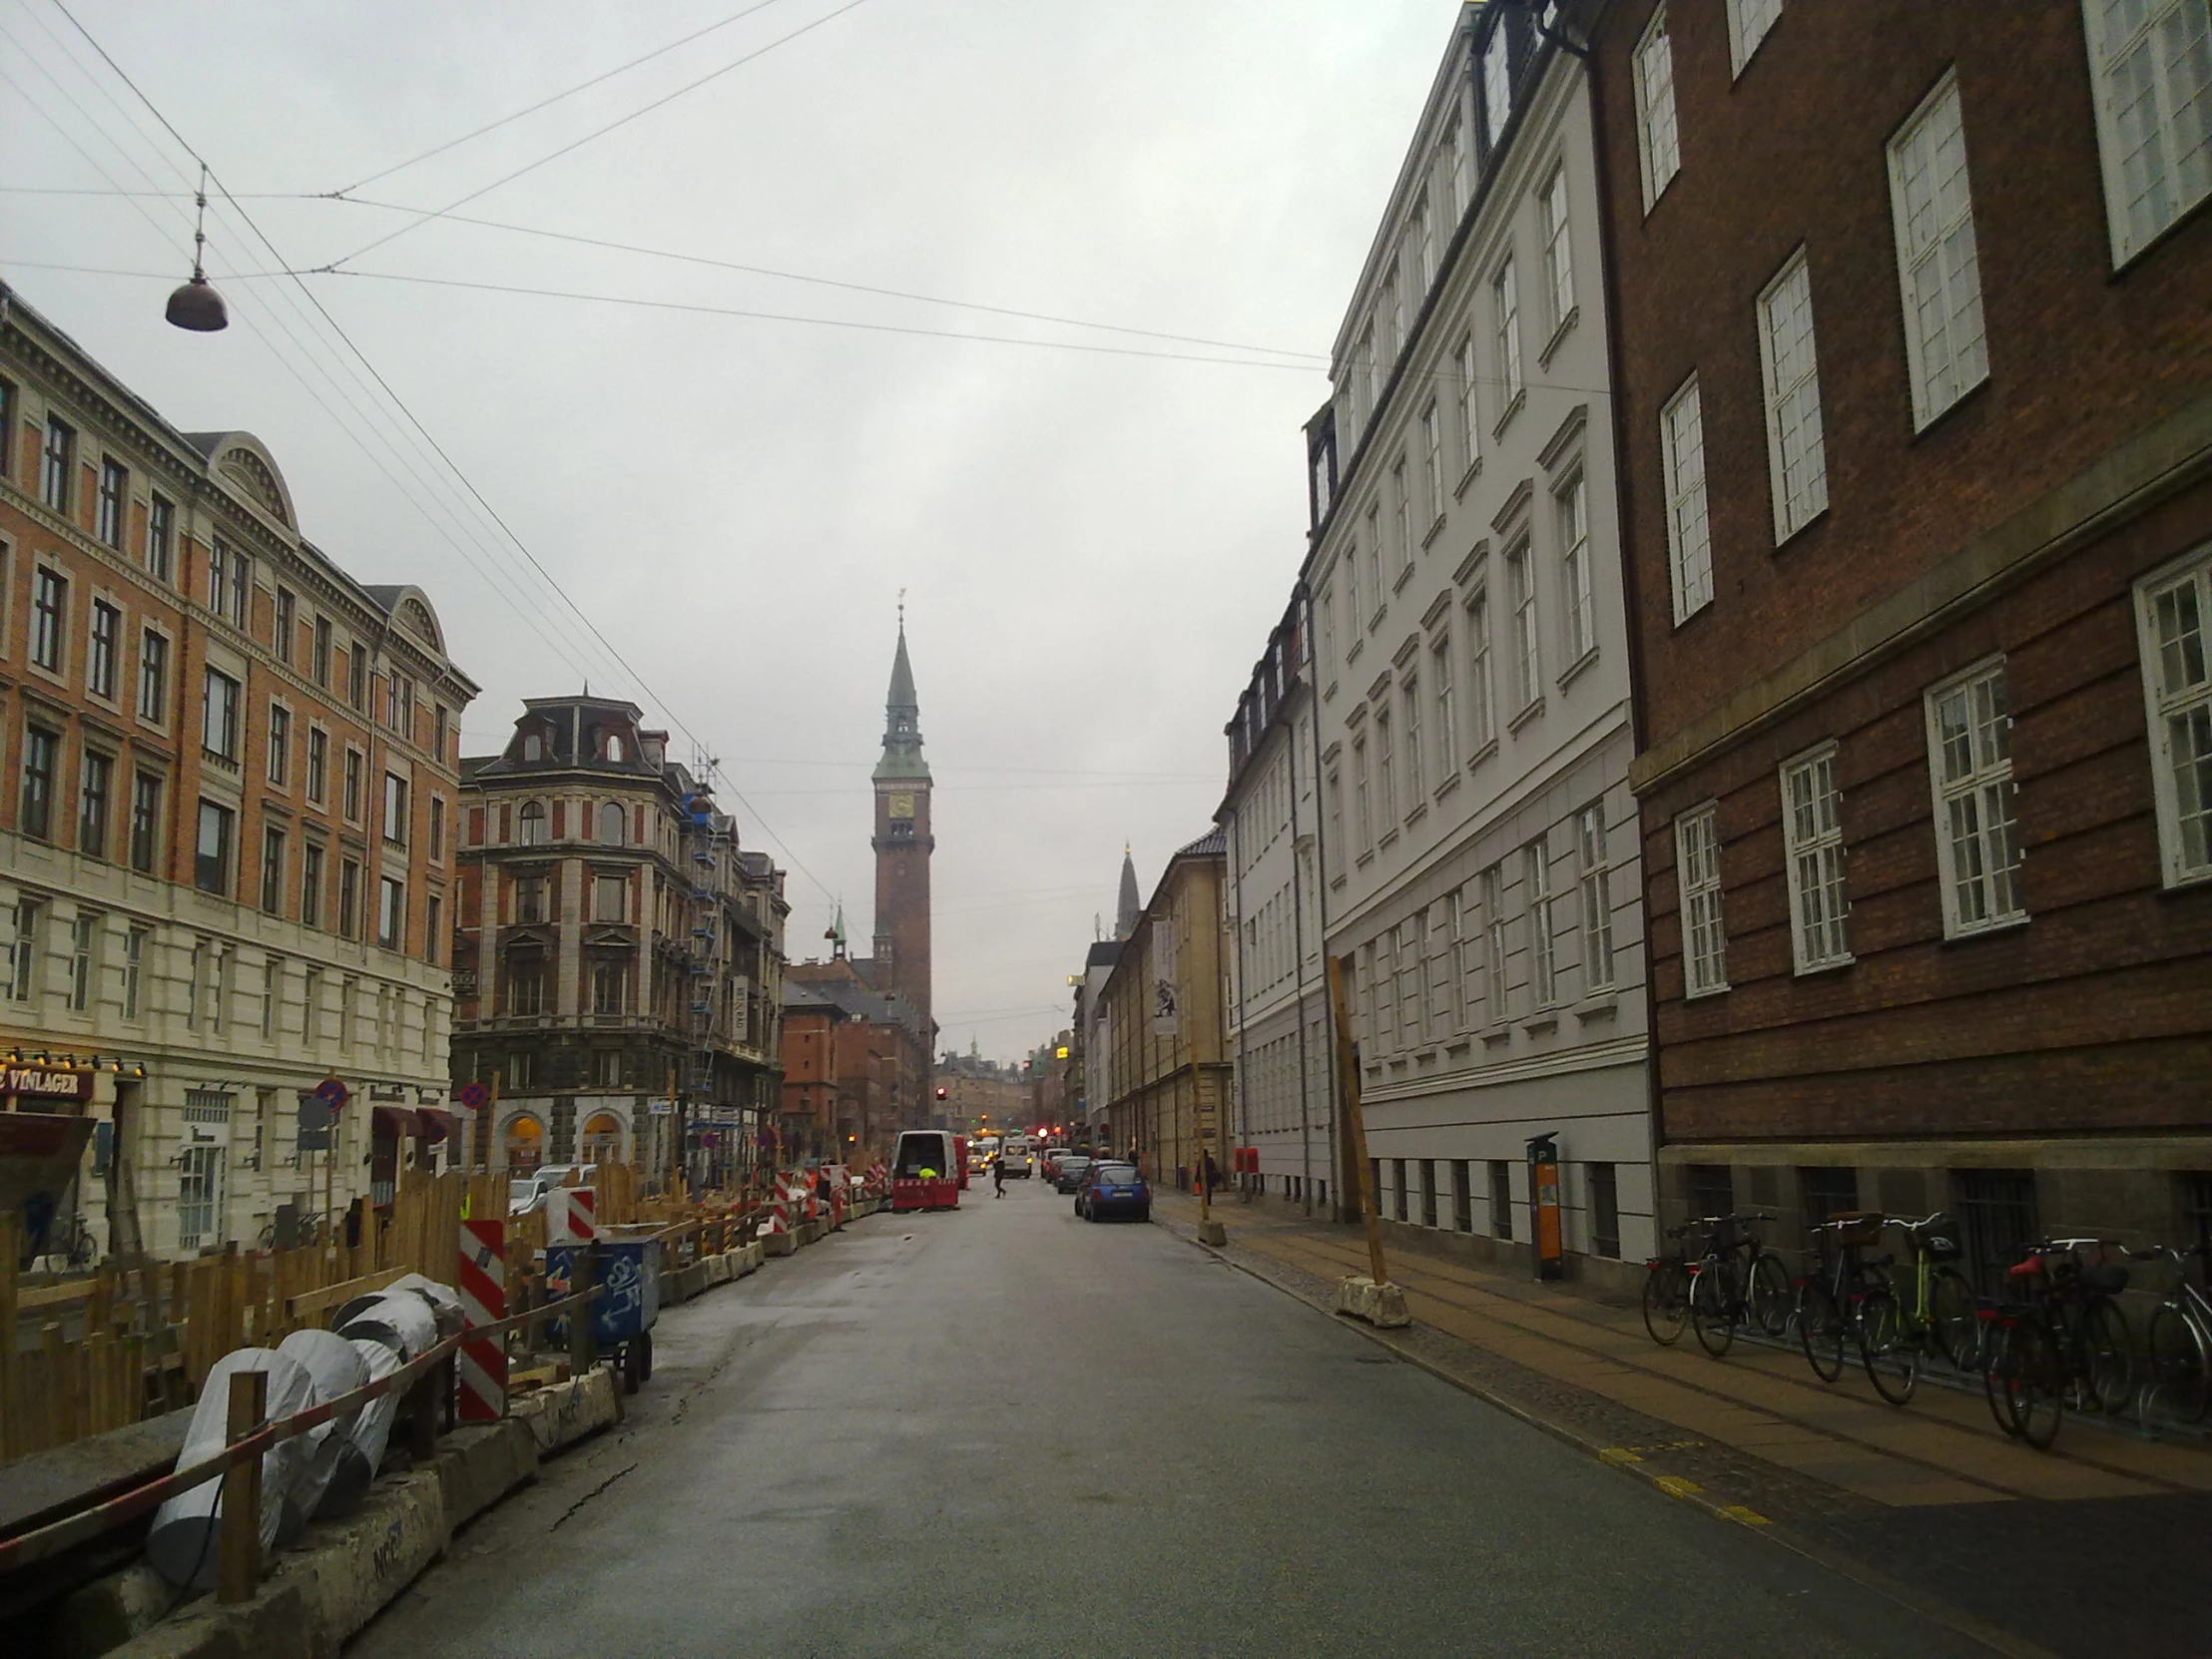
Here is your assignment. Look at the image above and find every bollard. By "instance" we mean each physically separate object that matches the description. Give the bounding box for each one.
[216,1370,267,1605]
[570,1244,598,1374]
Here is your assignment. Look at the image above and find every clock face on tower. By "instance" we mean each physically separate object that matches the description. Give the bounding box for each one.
[887,793,915,821]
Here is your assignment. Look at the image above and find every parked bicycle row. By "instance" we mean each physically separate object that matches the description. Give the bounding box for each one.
[1640,1209,2212,1451]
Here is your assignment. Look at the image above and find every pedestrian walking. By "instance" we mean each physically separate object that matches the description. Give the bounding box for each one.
[993,1158,1007,1199]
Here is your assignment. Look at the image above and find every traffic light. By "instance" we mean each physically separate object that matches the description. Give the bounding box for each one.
[934,1086,948,1100]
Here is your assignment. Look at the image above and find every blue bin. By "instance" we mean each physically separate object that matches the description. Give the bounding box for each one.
[546,1237,661,1348]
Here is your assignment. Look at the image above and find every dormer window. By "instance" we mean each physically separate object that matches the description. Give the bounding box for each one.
[605,733,625,763]
[522,733,543,762]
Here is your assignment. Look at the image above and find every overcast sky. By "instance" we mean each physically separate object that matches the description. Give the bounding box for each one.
[3,0,1454,1061]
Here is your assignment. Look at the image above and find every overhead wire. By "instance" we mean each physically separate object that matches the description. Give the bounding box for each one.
[37,0,841,903]
[320,0,878,271]
[333,0,805,196]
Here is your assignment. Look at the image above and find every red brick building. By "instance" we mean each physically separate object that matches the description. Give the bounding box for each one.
[781,959,927,1164]
[1582,0,2212,1274]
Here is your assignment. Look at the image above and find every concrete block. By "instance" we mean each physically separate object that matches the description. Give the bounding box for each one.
[433,1419,539,1531]
[47,1562,175,1659]
[1197,1220,1228,1246]
[106,1581,312,1659]
[796,1221,822,1247]
[511,1366,619,1455]
[763,1231,796,1257]
[278,1467,447,1653]
[1333,1275,1411,1329]
[702,1253,731,1287]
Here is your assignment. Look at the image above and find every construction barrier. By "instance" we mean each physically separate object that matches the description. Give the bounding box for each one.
[455,1219,506,1423]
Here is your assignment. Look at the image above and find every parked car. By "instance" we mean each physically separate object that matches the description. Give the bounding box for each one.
[1077,1161,1150,1222]
[507,1164,601,1217]
[1038,1147,1068,1182]
[1052,1155,1094,1194]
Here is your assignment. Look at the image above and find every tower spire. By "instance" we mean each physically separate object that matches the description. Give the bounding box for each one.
[1115,844,1141,939]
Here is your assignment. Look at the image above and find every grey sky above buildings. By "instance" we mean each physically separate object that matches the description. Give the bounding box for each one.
[1,0,1453,1061]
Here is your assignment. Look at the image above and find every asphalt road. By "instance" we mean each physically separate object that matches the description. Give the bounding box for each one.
[350,1177,1988,1658]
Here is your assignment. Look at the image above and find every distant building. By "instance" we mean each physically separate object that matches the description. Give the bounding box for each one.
[0,282,477,1261]
[1583,0,2212,1272]
[452,697,786,1189]
[1099,831,1231,1188]
[934,1046,1026,1138]
[781,966,926,1164]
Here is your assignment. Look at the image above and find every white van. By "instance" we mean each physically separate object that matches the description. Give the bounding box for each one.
[999,1136,1034,1178]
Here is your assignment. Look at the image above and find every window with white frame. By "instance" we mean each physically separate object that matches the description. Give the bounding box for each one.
[1391,457,1411,576]
[1727,0,1785,77]
[1345,539,1363,632]
[1454,332,1480,474]
[1401,674,1424,805]
[1538,167,1575,334]
[1420,402,1443,526]
[1525,839,1556,1007]
[1634,5,1681,208]
[1376,706,1396,826]
[1482,23,1512,149]
[1676,804,1728,995]
[1758,249,1829,540]
[1327,768,1344,875]
[1557,473,1595,667]
[1466,586,1495,752]
[1925,660,2025,935]
[1889,68,1988,428]
[1353,735,1372,852]
[1506,538,1539,711]
[1662,374,1715,622]
[1397,915,1424,1045]
[1365,505,1383,619]
[1480,864,1508,1019]
[1454,880,1481,1026]
[1576,803,1615,992]
[1493,259,1524,416]
[1781,745,1853,969]
[2135,546,2212,884]
[1442,113,1466,221]
[1318,588,1337,686]
[1409,200,1432,297]
[1431,632,1456,783]
[2082,0,2212,265]
[1433,894,1463,1031]
[1379,264,1400,367]
[1356,322,1377,437]
[1375,929,1397,1051]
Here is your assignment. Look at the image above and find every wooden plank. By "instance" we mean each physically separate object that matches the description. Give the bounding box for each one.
[284,1265,408,1326]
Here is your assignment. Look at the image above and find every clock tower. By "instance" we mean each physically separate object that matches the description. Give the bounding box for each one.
[871,619,932,1028]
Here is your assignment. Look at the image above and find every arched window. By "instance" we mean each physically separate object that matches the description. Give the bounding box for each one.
[503,1114,544,1172]
[519,801,547,845]
[580,1112,623,1164]
[605,733,625,763]
[522,733,543,762]
[599,802,624,845]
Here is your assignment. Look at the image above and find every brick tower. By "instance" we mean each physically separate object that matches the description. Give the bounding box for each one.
[870,619,932,1027]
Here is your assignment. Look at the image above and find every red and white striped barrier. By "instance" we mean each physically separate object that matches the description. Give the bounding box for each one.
[547,1185,597,1244]
[456,1219,506,1422]
[762,1176,792,1236]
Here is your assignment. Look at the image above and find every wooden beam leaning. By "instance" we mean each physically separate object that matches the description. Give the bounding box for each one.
[216,1370,267,1605]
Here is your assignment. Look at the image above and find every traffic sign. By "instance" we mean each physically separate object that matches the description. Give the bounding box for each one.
[314,1076,350,1113]
[457,1080,490,1112]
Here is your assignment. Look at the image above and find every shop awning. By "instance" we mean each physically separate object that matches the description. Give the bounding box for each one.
[418,1107,462,1144]
[371,1104,422,1137]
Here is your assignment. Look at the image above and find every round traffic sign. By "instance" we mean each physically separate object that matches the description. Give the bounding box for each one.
[457,1080,490,1111]
[314,1077,350,1113]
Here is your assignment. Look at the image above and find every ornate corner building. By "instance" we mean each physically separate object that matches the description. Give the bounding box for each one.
[451,697,787,1187]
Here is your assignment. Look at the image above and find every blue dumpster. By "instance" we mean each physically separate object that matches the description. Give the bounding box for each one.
[546,1234,661,1390]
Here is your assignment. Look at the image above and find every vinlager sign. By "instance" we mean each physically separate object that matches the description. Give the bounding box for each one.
[1,1066,94,1103]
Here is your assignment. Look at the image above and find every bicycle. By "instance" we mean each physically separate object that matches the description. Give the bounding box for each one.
[1642,1222,1696,1346]
[1856,1212,1979,1406]
[1981,1239,2132,1449]
[1798,1213,1891,1383]
[1687,1212,1792,1358]
[2125,1243,2212,1425]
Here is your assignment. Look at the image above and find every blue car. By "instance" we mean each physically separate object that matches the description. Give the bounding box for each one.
[1077,1160,1151,1223]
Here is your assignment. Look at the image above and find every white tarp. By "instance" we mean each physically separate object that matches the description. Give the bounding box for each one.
[274,1329,368,1535]
[146,1349,317,1589]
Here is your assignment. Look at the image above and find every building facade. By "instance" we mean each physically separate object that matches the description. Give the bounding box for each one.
[1221,599,1337,1216]
[452,697,786,1190]
[781,969,927,1165]
[1585,0,2212,1277]
[1301,4,1653,1284]
[1099,831,1231,1186]
[0,282,476,1261]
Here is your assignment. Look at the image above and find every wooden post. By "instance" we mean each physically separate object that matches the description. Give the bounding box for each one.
[569,1244,597,1375]
[1326,955,1389,1291]
[217,1369,267,1604]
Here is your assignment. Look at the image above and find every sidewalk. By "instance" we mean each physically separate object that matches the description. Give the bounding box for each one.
[1153,1191,2212,1659]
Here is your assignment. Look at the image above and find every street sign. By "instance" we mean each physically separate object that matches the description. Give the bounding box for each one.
[457,1080,490,1112]
[314,1076,350,1114]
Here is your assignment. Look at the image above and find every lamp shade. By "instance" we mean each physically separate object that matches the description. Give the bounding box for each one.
[165,274,228,332]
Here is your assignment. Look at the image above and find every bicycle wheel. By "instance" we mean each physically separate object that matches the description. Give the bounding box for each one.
[2145,1303,2211,1425]
[1983,1321,2023,1437]
[2077,1297,2133,1415]
[1798,1280,1846,1382]
[1858,1290,1920,1406]
[1690,1261,1737,1358]
[1747,1252,1794,1339]
[1928,1267,1980,1371]
[1642,1259,1689,1346]
[2005,1317,2064,1450]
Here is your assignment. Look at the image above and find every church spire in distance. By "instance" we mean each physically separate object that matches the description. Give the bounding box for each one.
[1115,843,1141,939]
[874,597,929,783]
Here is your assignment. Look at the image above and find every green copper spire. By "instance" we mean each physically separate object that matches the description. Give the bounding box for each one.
[873,616,931,782]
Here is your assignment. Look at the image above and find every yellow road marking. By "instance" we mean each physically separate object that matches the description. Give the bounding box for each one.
[1719,1504,1773,1526]
[1654,1474,1702,1499]
[1599,1446,1642,1465]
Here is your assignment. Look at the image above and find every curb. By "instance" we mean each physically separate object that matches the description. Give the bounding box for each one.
[1168,1218,2054,1659]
